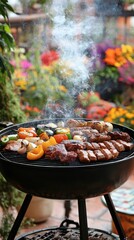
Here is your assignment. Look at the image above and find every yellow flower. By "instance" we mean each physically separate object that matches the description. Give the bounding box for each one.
[58,85,67,92]
[120,118,125,123]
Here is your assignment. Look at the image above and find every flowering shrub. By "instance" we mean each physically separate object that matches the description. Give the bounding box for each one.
[104,106,134,129]
[77,91,114,120]
[94,43,134,85]
[11,48,74,118]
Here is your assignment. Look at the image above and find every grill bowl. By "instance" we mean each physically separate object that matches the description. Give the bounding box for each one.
[0,118,134,199]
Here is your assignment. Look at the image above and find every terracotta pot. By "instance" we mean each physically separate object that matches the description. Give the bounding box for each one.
[25,197,53,223]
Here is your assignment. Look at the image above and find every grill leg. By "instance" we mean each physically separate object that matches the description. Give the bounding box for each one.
[64,200,71,219]
[78,198,88,240]
[7,194,32,240]
[104,194,127,240]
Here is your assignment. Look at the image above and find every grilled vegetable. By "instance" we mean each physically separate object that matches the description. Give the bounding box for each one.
[42,136,57,152]
[0,136,9,145]
[27,145,44,160]
[53,134,68,143]
[18,127,37,139]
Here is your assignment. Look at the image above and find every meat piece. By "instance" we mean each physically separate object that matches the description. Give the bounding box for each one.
[108,131,131,142]
[78,150,90,163]
[65,119,86,127]
[87,121,104,132]
[91,142,100,150]
[109,148,119,158]
[100,148,113,160]
[45,144,67,160]
[94,150,105,160]
[4,140,22,151]
[85,142,94,150]
[89,133,111,142]
[87,150,97,161]
[111,140,125,152]
[117,140,134,151]
[104,141,116,150]
[98,142,107,148]
[59,151,78,162]
[62,140,85,151]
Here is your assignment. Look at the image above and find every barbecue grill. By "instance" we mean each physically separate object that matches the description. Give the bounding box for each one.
[0,118,134,240]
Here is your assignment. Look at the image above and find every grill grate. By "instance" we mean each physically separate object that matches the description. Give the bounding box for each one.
[16,228,117,240]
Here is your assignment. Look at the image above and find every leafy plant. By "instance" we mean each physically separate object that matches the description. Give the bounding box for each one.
[0,0,27,123]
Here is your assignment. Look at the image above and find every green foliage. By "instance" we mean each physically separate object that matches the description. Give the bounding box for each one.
[0,1,27,123]
[0,174,25,211]
[0,213,15,240]
[94,66,119,85]
[0,80,27,123]
[0,0,14,21]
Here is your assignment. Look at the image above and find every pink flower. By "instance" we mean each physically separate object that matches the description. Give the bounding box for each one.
[20,60,32,69]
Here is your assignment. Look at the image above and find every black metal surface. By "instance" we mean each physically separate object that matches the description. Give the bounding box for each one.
[0,118,134,199]
[15,219,117,240]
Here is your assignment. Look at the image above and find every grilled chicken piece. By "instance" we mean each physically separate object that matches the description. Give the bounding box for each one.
[89,133,111,142]
[108,131,131,142]
[4,140,22,151]
[94,150,105,160]
[87,150,97,161]
[117,140,134,151]
[111,140,125,152]
[78,150,90,163]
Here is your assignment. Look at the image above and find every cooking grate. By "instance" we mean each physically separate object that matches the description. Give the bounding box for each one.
[16,227,117,240]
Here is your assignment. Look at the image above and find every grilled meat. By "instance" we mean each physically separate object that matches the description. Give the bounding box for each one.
[66,119,113,132]
[4,140,22,152]
[117,140,134,150]
[45,144,67,160]
[111,140,125,152]
[78,150,90,163]
[89,133,111,142]
[62,140,85,151]
[94,150,105,160]
[108,131,131,142]
[100,148,113,160]
[87,150,97,161]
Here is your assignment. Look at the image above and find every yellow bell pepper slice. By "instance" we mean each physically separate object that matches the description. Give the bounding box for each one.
[27,144,44,160]
[42,136,57,152]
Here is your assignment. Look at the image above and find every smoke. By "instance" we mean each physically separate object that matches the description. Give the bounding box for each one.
[42,0,103,118]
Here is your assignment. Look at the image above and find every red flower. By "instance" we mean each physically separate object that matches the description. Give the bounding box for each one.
[41,50,59,66]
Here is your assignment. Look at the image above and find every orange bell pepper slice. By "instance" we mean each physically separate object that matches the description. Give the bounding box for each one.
[18,127,37,139]
[42,136,57,152]
[27,144,44,160]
